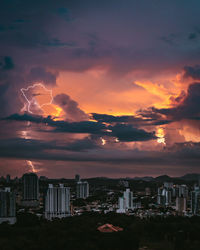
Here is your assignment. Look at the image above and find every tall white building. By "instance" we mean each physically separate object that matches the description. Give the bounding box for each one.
[123,188,133,209]
[117,188,133,213]
[0,187,16,224]
[157,187,172,206]
[76,181,89,199]
[165,190,172,206]
[45,184,70,220]
[117,197,126,213]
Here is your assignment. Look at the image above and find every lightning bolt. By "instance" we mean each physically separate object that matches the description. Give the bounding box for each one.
[20,82,54,172]
[20,82,53,114]
[26,160,37,173]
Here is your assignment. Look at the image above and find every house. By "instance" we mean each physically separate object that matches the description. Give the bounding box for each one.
[97,223,123,233]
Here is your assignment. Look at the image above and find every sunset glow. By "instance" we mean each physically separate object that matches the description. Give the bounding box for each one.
[1,0,200,178]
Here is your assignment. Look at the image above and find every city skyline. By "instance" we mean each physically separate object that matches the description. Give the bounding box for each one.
[1,1,200,178]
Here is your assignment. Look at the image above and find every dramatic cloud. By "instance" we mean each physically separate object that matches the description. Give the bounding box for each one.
[1,1,200,177]
[0,137,99,154]
[183,65,200,80]
[108,124,156,142]
[91,113,150,124]
[53,93,89,121]
[0,56,14,71]
[0,137,200,176]
[3,113,157,142]
[91,113,170,126]
[4,113,106,134]
[142,82,200,121]
[27,67,58,86]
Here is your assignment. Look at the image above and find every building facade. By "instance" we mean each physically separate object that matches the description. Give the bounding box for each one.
[0,187,16,224]
[22,173,39,200]
[76,181,89,199]
[176,197,187,214]
[191,187,200,215]
[117,188,133,213]
[45,184,70,220]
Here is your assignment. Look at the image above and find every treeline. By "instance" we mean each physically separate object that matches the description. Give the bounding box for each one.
[0,213,200,250]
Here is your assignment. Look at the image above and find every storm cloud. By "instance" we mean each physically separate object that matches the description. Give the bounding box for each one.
[1,1,200,177]
[141,82,200,121]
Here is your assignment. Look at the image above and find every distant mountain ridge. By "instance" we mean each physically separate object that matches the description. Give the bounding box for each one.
[180,173,200,181]
[37,173,200,182]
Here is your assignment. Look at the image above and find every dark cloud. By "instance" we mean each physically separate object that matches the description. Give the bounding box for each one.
[0,0,200,119]
[0,136,200,172]
[0,137,99,154]
[91,113,171,126]
[4,113,105,134]
[91,113,149,124]
[160,33,177,46]
[0,83,10,117]
[54,93,89,121]
[0,56,14,70]
[183,65,200,80]
[3,113,157,142]
[1,0,200,177]
[27,67,58,86]
[0,0,199,76]
[108,123,157,142]
[141,82,200,121]
[188,33,197,40]
[42,39,76,48]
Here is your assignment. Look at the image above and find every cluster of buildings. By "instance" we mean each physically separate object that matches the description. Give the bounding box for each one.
[116,181,200,216]
[0,173,89,224]
[117,188,145,214]
[157,182,188,214]
[1,174,200,224]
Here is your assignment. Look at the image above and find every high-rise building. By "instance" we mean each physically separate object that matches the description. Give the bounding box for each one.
[191,187,200,215]
[22,173,39,207]
[157,187,163,205]
[117,197,125,213]
[0,187,16,224]
[123,188,133,209]
[165,190,172,206]
[45,184,70,220]
[172,186,178,198]
[117,188,133,213]
[157,187,172,206]
[76,181,89,199]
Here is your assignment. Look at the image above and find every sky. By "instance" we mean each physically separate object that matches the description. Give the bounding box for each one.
[1,0,200,178]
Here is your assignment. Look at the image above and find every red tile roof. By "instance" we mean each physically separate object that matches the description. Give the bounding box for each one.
[97,223,123,233]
